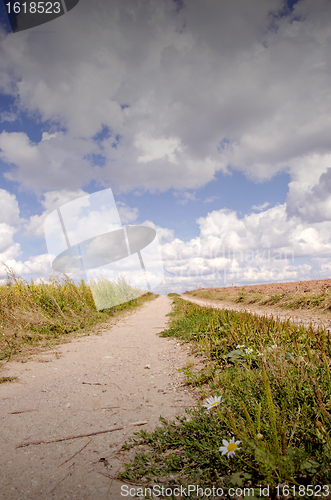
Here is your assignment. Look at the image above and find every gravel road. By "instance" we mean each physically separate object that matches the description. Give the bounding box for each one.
[0,295,197,500]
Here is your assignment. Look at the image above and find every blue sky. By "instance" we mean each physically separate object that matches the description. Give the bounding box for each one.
[1,0,331,294]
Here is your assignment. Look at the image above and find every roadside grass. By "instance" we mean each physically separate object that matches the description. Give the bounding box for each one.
[186,287,331,312]
[0,269,156,363]
[119,296,331,497]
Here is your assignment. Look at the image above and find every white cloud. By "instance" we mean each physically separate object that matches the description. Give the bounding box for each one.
[116,201,138,224]
[157,201,331,292]
[0,111,17,122]
[135,132,182,163]
[173,190,196,204]
[0,190,25,279]
[4,195,331,291]
[0,0,331,192]
[25,189,88,238]
[204,196,218,204]
[252,201,269,211]
[0,131,97,191]
[0,253,52,281]
[0,188,20,225]
[0,223,17,253]
[285,154,331,223]
[0,190,53,282]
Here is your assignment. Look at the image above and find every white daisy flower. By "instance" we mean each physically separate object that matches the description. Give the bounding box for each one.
[202,395,223,410]
[245,348,254,354]
[236,344,245,349]
[257,351,264,356]
[219,438,242,458]
[270,344,277,349]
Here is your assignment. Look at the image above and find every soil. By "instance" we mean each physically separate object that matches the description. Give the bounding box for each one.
[0,296,198,500]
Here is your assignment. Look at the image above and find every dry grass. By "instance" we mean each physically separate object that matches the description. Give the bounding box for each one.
[187,287,331,311]
[0,268,156,363]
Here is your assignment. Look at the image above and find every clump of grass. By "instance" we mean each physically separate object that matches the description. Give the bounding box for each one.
[119,297,331,493]
[0,376,17,384]
[0,268,155,362]
[89,273,145,311]
[187,286,331,312]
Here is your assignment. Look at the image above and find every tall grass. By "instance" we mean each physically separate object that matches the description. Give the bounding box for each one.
[120,297,331,494]
[0,269,154,362]
[89,273,145,310]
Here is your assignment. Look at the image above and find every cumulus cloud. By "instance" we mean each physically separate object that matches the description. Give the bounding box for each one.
[0,253,52,281]
[3,187,331,290]
[0,0,331,192]
[285,154,331,224]
[0,189,51,282]
[25,188,88,238]
[0,223,18,253]
[135,133,183,163]
[0,190,24,276]
[0,188,20,225]
[158,202,331,292]
[0,131,98,191]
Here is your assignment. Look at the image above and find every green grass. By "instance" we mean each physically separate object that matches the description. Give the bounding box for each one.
[0,269,156,362]
[119,297,331,497]
[187,287,331,312]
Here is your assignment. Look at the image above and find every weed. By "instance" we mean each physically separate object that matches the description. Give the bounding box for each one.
[0,376,17,384]
[119,297,331,492]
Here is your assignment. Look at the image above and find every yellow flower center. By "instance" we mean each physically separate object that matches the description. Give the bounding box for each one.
[211,402,219,407]
[227,443,238,452]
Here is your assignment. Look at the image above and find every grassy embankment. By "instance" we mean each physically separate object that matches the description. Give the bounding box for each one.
[119,294,331,497]
[0,270,155,367]
[186,286,331,311]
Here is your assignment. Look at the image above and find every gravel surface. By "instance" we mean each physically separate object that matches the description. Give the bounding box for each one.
[0,295,197,500]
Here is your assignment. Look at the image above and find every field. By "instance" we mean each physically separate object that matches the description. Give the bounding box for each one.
[186,279,331,311]
[120,290,331,497]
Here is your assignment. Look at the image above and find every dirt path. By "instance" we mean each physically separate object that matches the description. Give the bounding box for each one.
[180,293,331,332]
[0,296,197,500]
